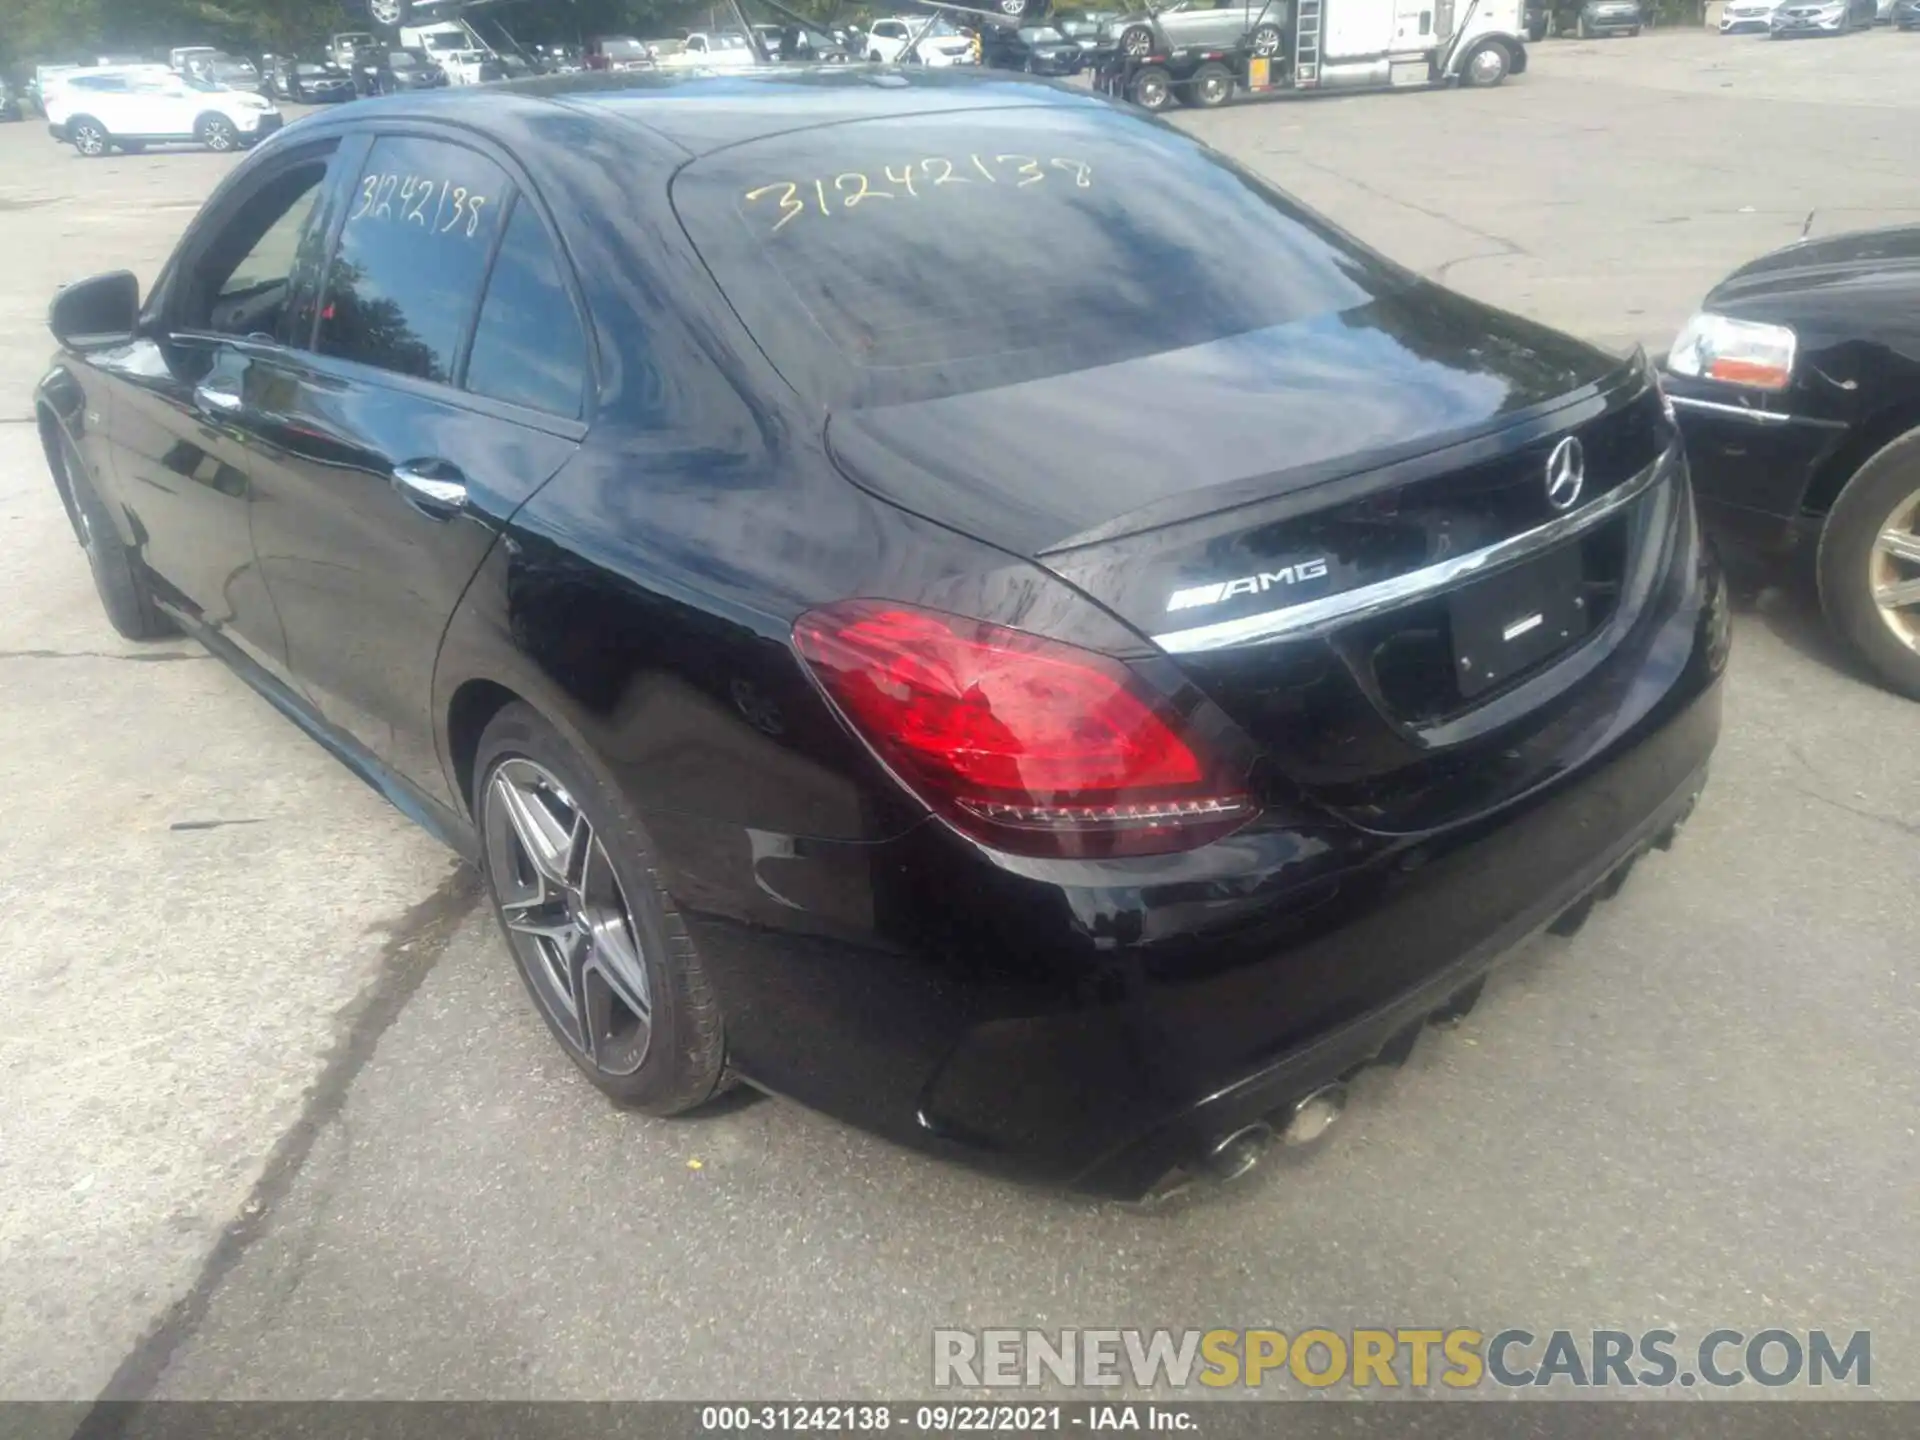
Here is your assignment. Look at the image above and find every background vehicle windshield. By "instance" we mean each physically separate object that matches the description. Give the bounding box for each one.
[676,106,1405,409]
[603,37,649,58]
[389,51,423,68]
[1021,25,1070,41]
[707,32,751,48]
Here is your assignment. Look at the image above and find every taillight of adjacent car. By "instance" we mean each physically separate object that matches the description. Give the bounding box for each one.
[794,600,1254,859]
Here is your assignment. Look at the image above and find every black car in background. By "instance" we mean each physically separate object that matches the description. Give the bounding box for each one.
[1576,0,1644,34]
[34,71,1723,1198]
[351,46,449,93]
[1665,226,1920,699]
[266,56,357,103]
[1896,0,1920,26]
[981,22,1087,71]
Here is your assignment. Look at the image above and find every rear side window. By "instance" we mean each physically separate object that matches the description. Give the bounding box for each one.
[317,135,508,384]
[674,106,1399,409]
[463,198,588,417]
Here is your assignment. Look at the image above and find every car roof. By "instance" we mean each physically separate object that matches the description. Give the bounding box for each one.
[325,67,1099,159]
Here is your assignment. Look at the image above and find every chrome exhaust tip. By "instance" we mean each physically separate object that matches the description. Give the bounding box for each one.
[1277,1083,1347,1147]
[1202,1122,1275,1182]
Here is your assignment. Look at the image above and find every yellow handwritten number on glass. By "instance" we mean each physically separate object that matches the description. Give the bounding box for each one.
[836,173,892,207]
[920,157,969,186]
[745,182,806,234]
[352,174,379,220]
[996,155,1045,187]
[883,164,917,196]
[1050,158,1094,188]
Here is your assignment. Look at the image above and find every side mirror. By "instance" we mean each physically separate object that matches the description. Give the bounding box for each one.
[49,271,140,350]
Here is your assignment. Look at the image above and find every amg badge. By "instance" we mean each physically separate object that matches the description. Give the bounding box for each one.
[1165,559,1331,613]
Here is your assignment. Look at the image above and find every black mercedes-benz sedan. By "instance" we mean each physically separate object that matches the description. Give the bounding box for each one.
[35,70,1725,1199]
[1664,225,1920,700]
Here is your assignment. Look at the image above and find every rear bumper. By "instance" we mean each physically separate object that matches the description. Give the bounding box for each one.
[669,483,1729,1198]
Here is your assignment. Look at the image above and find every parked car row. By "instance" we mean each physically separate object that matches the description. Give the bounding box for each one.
[1720,0,1890,32]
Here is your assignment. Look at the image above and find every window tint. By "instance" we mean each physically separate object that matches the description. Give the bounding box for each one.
[194,160,329,341]
[317,137,508,384]
[463,198,587,417]
[676,107,1398,409]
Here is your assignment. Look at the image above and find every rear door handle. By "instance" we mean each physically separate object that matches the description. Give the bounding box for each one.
[194,377,244,414]
[392,461,468,520]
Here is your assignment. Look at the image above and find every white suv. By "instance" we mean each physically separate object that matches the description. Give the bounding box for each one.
[863,17,979,64]
[46,68,281,157]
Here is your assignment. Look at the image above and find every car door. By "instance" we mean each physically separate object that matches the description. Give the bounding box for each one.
[91,137,348,683]
[127,75,197,140]
[246,128,591,808]
[65,75,132,133]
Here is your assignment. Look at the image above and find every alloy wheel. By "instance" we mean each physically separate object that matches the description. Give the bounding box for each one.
[483,758,654,1076]
[1252,25,1281,54]
[1869,485,1920,651]
[1123,26,1152,54]
[203,118,237,152]
[73,123,106,156]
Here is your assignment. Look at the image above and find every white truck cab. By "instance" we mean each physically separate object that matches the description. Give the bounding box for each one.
[399,20,498,83]
[655,32,759,68]
[1301,0,1528,87]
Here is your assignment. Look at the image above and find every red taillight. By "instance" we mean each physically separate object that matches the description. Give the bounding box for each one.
[794,600,1253,858]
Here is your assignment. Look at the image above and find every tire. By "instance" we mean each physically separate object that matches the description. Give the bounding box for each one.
[1529,14,1550,39]
[868,49,884,61]
[368,0,410,24]
[197,114,239,152]
[1120,24,1154,56]
[1128,63,1173,109]
[57,436,176,641]
[1816,430,1920,699]
[1250,23,1282,55]
[68,115,109,157]
[1461,39,1512,83]
[1190,60,1234,106]
[475,702,732,1112]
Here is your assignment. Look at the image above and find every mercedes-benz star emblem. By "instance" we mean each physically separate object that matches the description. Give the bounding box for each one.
[1544,436,1585,512]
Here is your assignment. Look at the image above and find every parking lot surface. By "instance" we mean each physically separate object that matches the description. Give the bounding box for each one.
[2,30,1917,1405]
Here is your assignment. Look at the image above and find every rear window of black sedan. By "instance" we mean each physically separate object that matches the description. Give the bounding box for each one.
[673,106,1407,410]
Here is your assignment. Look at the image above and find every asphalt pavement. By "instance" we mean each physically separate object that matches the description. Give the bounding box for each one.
[1,31,1916,1407]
